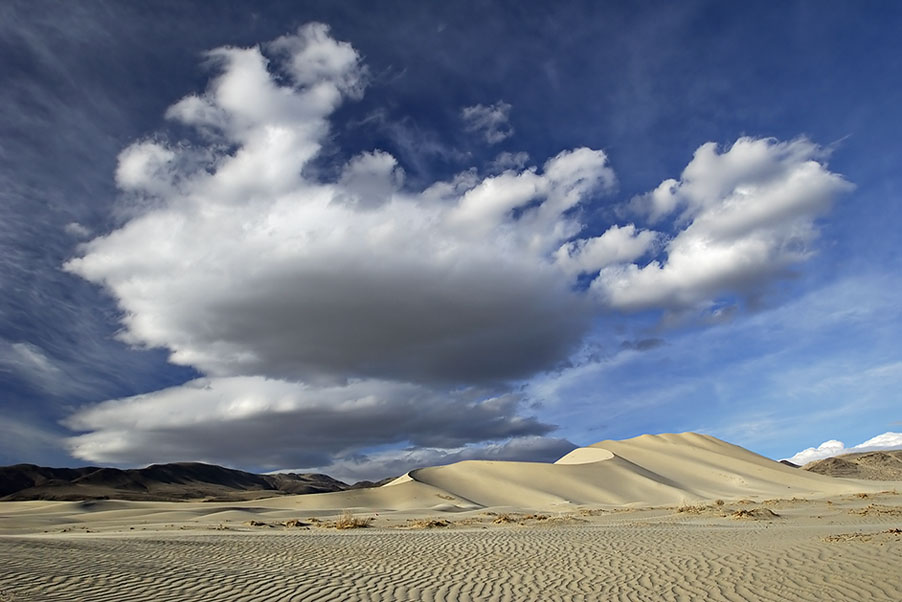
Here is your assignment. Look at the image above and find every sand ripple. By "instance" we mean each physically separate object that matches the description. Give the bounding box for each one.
[1,523,900,601]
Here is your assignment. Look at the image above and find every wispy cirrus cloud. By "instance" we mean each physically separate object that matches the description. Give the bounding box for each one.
[461,100,514,144]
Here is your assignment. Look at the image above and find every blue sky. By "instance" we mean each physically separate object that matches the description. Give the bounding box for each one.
[1,1,900,480]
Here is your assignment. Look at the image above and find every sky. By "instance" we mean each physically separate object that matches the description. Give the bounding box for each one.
[1,1,901,481]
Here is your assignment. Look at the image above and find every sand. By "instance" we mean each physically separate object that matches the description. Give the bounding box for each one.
[1,433,899,601]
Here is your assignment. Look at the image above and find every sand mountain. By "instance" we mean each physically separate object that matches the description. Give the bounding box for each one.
[802,449,902,480]
[244,432,891,514]
[0,462,354,501]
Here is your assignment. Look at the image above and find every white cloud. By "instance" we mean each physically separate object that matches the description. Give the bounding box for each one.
[64,28,615,386]
[64,222,92,238]
[60,24,854,471]
[461,100,514,144]
[555,224,658,276]
[784,431,902,465]
[489,151,530,172]
[595,137,853,312]
[64,376,555,470]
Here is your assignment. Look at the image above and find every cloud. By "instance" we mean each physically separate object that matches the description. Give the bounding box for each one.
[60,24,853,471]
[0,340,70,395]
[294,436,578,483]
[64,26,615,387]
[595,137,854,313]
[489,151,530,173]
[461,101,514,144]
[784,432,902,465]
[555,224,657,276]
[64,222,92,238]
[64,376,555,470]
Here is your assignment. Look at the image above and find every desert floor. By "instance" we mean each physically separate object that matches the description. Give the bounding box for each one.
[1,491,900,602]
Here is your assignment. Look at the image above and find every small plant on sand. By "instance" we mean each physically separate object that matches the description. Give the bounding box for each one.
[333,510,372,529]
[714,499,725,506]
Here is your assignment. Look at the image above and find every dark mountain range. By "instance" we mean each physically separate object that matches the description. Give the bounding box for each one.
[0,462,386,502]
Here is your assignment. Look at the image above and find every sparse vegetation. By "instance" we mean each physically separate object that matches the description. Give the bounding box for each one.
[408,518,451,529]
[849,504,902,516]
[491,513,549,524]
[731,508,779,520]
[332,510,372,529]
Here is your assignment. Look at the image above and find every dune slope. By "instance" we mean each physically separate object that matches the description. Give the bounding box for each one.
[393,432,889,509]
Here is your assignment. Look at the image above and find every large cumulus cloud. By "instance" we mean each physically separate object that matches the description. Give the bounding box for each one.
[62,24,853,474]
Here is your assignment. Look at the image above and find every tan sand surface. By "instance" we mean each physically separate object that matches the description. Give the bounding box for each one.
[0,433,899,600]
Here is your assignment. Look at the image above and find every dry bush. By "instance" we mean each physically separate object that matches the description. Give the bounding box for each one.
[282,519,309,528]
[714,499,725,506]
[333,510,372,529]
[855,492,870,499]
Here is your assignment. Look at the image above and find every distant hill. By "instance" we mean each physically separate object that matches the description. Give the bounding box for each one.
[802,449,902,481]
[0,462,377,501]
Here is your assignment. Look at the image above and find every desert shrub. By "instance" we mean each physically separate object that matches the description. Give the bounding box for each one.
[333,510,372,529]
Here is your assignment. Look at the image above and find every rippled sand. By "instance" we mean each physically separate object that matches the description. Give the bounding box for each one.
[1,494,900,601]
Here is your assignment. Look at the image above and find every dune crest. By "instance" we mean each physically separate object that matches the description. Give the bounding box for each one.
[375,432,889,510]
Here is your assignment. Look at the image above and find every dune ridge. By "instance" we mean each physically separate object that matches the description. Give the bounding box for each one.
[387,432,889,510]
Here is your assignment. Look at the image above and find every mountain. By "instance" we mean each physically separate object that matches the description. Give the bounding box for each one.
[0,462,356,501]
[802,449,902,480]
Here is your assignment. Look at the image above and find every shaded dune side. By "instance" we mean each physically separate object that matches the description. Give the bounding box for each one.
[394,433,887,508]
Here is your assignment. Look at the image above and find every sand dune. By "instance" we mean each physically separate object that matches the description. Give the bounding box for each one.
[387,432,890,509]
[1,433,899,601]
[803,449,902,480]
